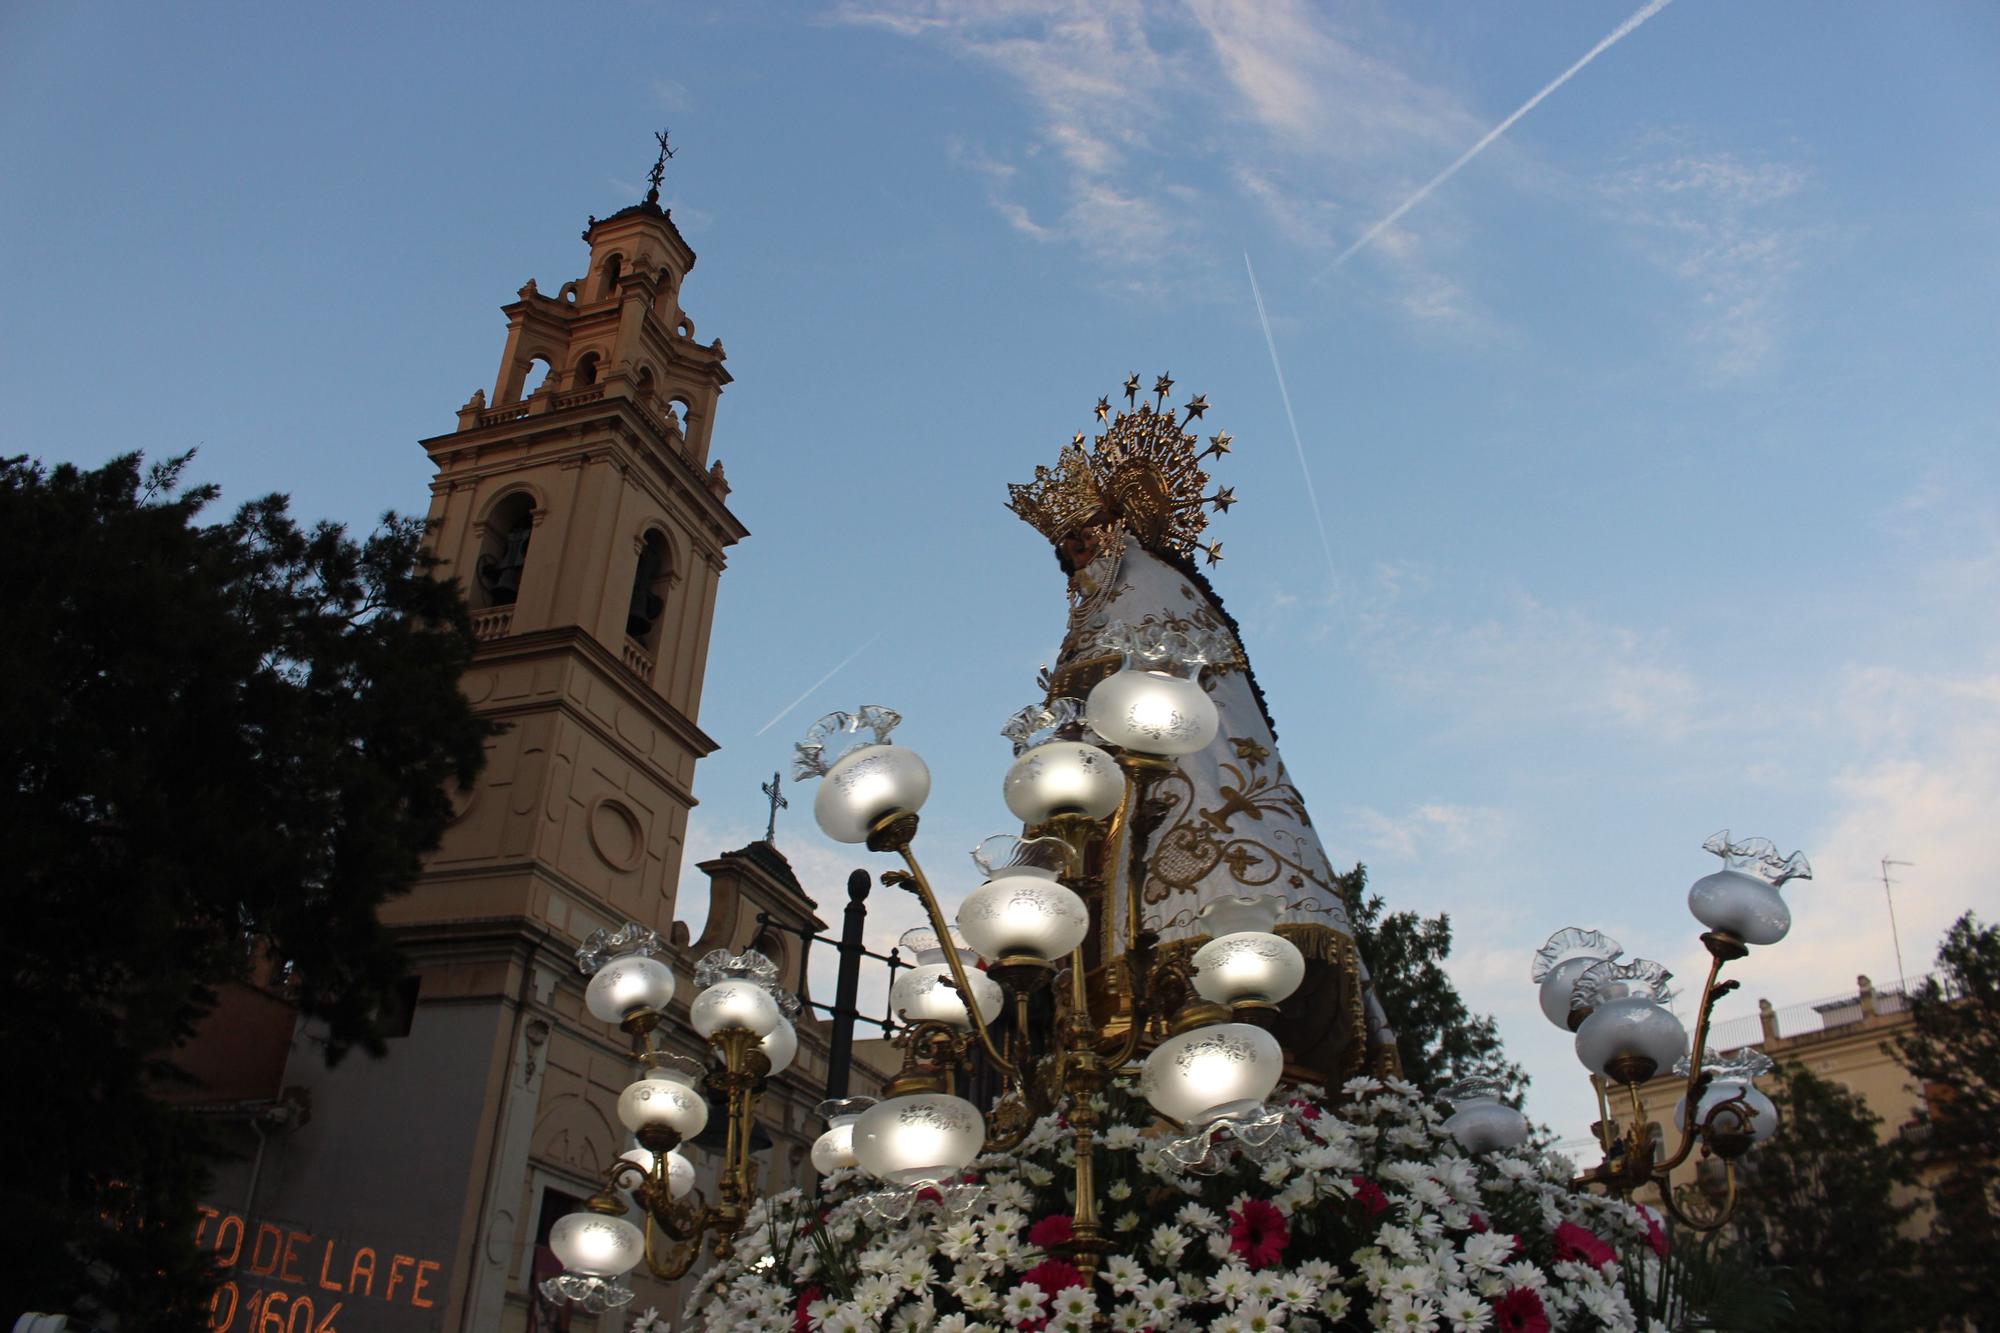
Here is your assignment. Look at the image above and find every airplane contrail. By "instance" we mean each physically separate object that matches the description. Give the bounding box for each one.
[1316,0,1675,278]
[753,632,882,736]
[1244,251,1340,594]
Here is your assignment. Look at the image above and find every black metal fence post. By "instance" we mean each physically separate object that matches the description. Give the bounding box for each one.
[825,869,872,1099]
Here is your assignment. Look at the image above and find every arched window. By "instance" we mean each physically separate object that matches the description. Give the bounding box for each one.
[635,367,657,405]
[626,530,670,643]
[475,492,537,608]
[523,356,555,397]
[599,253,623,300]
[573,352,599,387]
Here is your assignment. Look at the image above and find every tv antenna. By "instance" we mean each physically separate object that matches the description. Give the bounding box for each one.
[1880,856,1914,994]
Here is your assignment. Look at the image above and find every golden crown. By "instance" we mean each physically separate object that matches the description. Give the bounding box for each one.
[1006,373,1237,564]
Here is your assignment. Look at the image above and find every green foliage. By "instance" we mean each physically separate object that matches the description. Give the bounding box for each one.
[0,453,492,1329]
[1337,863,1528,1097]
[1724,1066,1933,1332]
[1896,911,2000,1326]
[1617,1231,1793,1333]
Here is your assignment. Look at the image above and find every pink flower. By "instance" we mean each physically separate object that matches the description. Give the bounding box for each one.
[1227,1199,1291,1269]
[1027,1214,1074,1249]
[1553,1221,1616,1270]
[1493,1287,1551,1333]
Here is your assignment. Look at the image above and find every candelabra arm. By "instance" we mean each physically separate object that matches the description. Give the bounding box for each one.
[874,826,1018,1079]
[1112,754,1175,954]
[1100,936,1161,1072]
[1658,1157,1740,1232]
[638,1189,717,1281]
[1654,940,1742,1177]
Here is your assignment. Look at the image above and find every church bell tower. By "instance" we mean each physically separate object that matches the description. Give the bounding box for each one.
[408,176,745,939]
[258,157,751,1333]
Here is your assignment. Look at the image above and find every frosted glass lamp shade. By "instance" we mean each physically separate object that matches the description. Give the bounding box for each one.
[1575,998,1688,1083]
[851,1093,986,1187]
[1688,869,1792,946]
[812,744,931,843]
[1538,958,1604,1030]
[616,1075,709,1139]
[1678,1080,1779,1142]
[1003,740,1125,823]
[1444,1097,1529,1154]
[618,1144,652,1183]
[812,1122,857,1174]
[891,963,1003,1029]
[1192,932,1305,1005]
[663,1148,695,1199]
[759,1017,797,1076]
[1139,1022,1283,1126]
[585,955,675,1024]
[690,978,782,1039]
[549,1211,642,1277]
[1085,668,1218,757]
[811,1097,876,1175]
[956,871,1090,962]
[616,1146,695,1201]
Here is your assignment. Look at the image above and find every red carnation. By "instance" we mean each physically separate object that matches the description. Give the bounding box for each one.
[1553,1221,1616,1270]
[1640,1207,1669,1261]
[1468,1212,1490,1234]
[1027,1214,1074,1249]
[793,1285,822,1333]
[1350,1176,1389,1218]
[1227,1199,1290,1269]
[1021,1258,1085,1293]
[1492,1287,1551,1333]
[916,1185,943,1205]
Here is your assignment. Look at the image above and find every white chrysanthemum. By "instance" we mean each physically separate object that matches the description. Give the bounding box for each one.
[1384,1292,1441,1331]
[1376,1224,1423,1263]
[1001,1281,1047,1320]
[1109,1301,1149,1331]
[1275,1271,1320,1309]
[1147,1223,1189,1265]
[820,1306,868,1333]
[938,1220,981,1260]
[1176,1202,1221,1230]
[1501,1260,1547,1291]
[1439,1287,1491,1332]
[1233,1298,1284,1332]
[1138,1277,1184,1317]
[1051,1287,1097,1322]
[1102,1253,1144,1295]
[1206,1263,1253,1306]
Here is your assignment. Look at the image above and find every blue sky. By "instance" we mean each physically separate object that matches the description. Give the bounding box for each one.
[6,1,1998,1146]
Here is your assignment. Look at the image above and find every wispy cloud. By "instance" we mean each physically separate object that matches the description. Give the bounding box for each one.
[1599,141,1811,377]
[1355,575,1705,742]
[837,1,1492,290]
[1343,801,1507,860]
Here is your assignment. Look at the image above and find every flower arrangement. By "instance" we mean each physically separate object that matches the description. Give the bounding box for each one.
[684,1078,1660,1333]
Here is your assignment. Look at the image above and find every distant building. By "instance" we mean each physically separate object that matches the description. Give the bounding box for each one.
[166,191,893,1332]
[1625,973,1929,1220]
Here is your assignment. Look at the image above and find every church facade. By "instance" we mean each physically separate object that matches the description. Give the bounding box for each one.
[178,191,885,1332]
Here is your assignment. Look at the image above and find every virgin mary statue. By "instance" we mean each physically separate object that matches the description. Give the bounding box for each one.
[1005,376,1400,1082]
